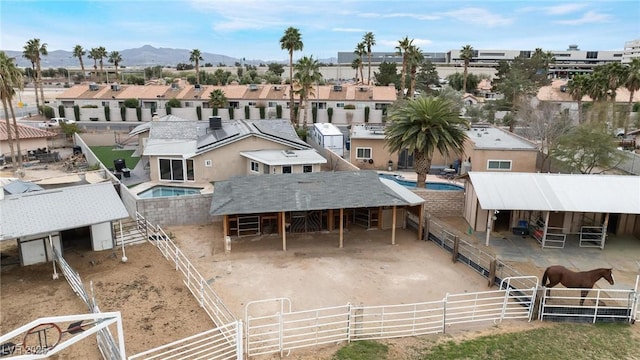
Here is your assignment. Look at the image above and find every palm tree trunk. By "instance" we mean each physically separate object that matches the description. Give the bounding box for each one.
[367,53,372,85]
[37,60,45,111]
[578,100,583,124]
[79,58,85,78]
[400,58,407,96]
[2,98,16,165]
[359,64,364,85]
[463,61,468,93]
[414,151,431,188]
[303,96,309,129]
[626,91,634,133]
[289,52,295,126]
[9,103,22,168]
[31,66,41,116]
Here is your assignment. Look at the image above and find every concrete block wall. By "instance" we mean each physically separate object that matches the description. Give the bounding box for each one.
[119,185,138,218]
[413,189,465,217]
[136,194,214,227]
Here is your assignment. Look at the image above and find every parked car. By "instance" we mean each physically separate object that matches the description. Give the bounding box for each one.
[38,117,75,128]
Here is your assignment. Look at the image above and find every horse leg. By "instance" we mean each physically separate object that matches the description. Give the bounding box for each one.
[545,281,560,298]
[580,290,589,306]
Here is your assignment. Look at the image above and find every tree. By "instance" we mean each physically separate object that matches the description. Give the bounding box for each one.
[623,58,640,132]
[0,51,24,168]
[362,32,376,85]
[73,45,86,79]
[460,44,474,93]
[293,55,322,129]
[268,62,285,77]
[280,27,303,125]
[385,97,469,188]
[599,62,626,126]
[405,45,423,99]
[351,58,361,81]
[108,51,122,81]
[189,49,204,84]
[89,48,100,79]
[552,122,623,174]
[568,74,589,124]
[209,89,227,109]
[446,72,479,93]
[374,61,399,87]
[395,37,413,96]
[415,60,439,93]
[354,42,366,84]
[96,46,107,80]
[23,39,47,115]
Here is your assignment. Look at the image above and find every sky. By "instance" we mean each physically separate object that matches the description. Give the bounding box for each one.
[1,0,638,62]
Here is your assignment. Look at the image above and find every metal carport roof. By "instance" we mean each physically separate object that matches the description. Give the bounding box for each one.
[468,172,640,214]
[210,170,425,216]
[0,182,130,241]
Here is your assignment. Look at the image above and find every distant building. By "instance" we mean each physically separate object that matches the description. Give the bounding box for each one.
[337,51,447,65]
[623,39,640,63]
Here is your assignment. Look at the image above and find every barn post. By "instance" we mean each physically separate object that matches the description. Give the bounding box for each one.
[281,211,287,251]
[223,215,229,237]
[541,211,550,247]
[391,206,397,245]
[49,234,58,280]
[417,205,424,241]
[601,213,610,249]
[488,259,497,287]
[452,236,459,263]
[485,210,493,246]
[328,209,334,232]
[339,208,344,248]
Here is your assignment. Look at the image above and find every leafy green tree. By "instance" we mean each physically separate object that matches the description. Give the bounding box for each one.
[268,63,285,76]
[293,55,322,128]
[395,37,413,96]
[552,122,623,174]
[415,60,439,92]
[189,49,203,84]
[446,72,479,93]
[73,45,86,78]
[362,32,376,85]
[123,98,139,108]
[460,44,474,93]
[95,46,107,80]
[327,107,333,123]
[280,27,303,125]
[385,97,469,187]
[374,61,400,87]
[59,104,65,118]
[108,51,122,80]
[209,89,227,109]
[167,98,181,108]
[0,51,24,167]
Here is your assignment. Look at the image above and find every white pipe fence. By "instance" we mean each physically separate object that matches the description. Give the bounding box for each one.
[539,286,638,323]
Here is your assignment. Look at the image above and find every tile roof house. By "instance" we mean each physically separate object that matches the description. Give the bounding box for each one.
[128,116,327,184]
[0,123,56,160]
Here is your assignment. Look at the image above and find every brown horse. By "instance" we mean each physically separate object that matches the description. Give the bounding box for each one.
[542,265,615,305]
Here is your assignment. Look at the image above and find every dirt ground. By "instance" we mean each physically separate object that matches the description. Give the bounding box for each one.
[0,242,212,358]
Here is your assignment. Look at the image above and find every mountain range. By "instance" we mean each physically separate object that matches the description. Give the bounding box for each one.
[1,44,337,69]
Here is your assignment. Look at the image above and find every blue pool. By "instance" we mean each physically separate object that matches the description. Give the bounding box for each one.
[138,186,203,198]
[379,174,464,191]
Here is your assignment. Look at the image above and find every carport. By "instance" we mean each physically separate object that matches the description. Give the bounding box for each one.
[0,182,130,266]
[210,171,426,251]
[464,172,640,249]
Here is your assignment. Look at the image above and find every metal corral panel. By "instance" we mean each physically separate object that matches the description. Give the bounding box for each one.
[0,182,129,241]
[468,172,640,214]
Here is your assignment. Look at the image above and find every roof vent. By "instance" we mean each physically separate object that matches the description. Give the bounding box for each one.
[89,83,99,91]
[359,86,368,92]
[282,149,297,157]
[274,85,281,91]
[333,85,342,92]
[477,133,482,137]
[209,116,222,130]
[249,84,258,91]
[171,83,179,90]
[110,84,120,91]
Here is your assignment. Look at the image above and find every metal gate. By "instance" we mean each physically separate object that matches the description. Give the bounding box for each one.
[539,286,637,324]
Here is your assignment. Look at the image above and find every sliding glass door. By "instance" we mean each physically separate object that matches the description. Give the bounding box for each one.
[159,158,194,181]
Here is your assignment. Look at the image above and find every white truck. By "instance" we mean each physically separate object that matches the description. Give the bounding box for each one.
[38,117,75,129]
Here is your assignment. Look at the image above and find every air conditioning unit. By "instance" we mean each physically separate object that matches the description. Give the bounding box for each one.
[194,84,201,90]
[249,84,258,91]
[89,83,99,91]
[333,85,342,92]
[171,83,179,90]
[274,86,281,91]
[359,86,368,92]
[110,84,120,91]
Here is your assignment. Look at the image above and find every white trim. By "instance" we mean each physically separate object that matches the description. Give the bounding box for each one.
[487,159,512,171]
[158,157,195,182]
[250,160,260,173]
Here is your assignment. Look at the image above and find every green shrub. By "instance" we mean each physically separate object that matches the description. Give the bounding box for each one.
[43,105,54,119]
[276,104,282,118]
[81,104,98,108]
[228,107,234,119]
[136,106,142,121]
[259,106,266,119]
[344,104,356,110]
[73,105,80,120]
[104,105,110,121]
[633,102,640,112]
[212,107,218,116]
[120,106,126,121]
[150,103,157,116]
[196,106,202,120]
[364,106,370,123]
[165,103,172,115]
[327,107,333,123]
[244,105,250,119]
[295,126,307,141]
[58,105,65,118]
[312,106,317,123]
[294,105,299,119]
[123,98,139,108]
[167,98,181,108]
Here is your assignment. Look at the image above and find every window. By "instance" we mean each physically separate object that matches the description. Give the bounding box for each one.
[282,166,292,174]
[303,165,313,173]
[268,101,278,108]
[586,51,598,59]
[159,158,195,181]
[356,147,372,159]
[250,161,259,173]
[229,101,239,109]
[248,101,257,107]
[184,102,193,107]
[487,160,512,171]
[336,103,345,108]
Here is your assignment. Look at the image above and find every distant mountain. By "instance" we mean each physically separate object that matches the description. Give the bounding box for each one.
[1,44,337,68]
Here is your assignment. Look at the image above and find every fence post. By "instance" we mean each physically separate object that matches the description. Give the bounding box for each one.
[442,295,447,334]
[488,259,497,287]
[175,248,180,271]
[451,236,459,263]
[346,303,352,343]
[236,320,244,360]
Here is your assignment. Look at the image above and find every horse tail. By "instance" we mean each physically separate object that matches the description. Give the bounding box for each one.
[542,268,550,287]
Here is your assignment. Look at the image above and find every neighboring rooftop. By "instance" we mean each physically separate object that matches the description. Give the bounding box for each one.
[0,123,56,141]
[466,125,537,150]
[350,123,387,139]
[240,149,327,166]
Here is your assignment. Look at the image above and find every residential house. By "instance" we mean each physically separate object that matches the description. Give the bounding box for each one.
[462,124,539,173]
[0,123,56,162]
[128,116,326,184]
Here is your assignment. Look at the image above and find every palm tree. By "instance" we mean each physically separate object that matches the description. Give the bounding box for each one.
[405,45,423,99]
[623,58,640,132]
[293,55,323,128]
[22,44,40,115]
[89,48,100,79]
[189,49,204,84]
[73,45,86,79]
[96,46,107,81]
[385,97,469,188]
[460,45,474,93]
[568,74,589,124]
[395,37,413,96]
[280,27,304,126]
[209,89,227,109]
[0,51,24,168]
[354,42,366,84]
[23,39,47,115]
[108,51,122,81]
[362,32,376,85]
[351,58,361,77]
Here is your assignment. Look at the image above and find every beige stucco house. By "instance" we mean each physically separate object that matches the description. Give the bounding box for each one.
[0,123,56,162]
[129,116,326,184]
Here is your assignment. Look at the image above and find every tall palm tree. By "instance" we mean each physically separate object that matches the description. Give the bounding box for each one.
[108,51,123,81]
[209,89,227,109]
[73,45,86,79]
[405,45,423,99]
[460,45,474,93]
[189,49,204,84]
[96,46,107,81]
[22,44,40,115]
[395,37,413,96]
[354,42,366,84]
[362,32,376,85]
[0,51,24,168]
[568,74,589,124]
[293,55,323,128]
[23,39,47,115]
[623,58,640,132]
[280,27,303,125]
[89,48,100,79]
[385,97,469,188]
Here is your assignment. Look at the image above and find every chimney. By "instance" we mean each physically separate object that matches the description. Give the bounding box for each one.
[209,116,222,130]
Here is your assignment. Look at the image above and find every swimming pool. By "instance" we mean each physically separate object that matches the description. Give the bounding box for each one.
[137,186,203,198]
[379,174,464,191]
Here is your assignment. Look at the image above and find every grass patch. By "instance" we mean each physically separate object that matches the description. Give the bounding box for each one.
[332,340,388,360]
[416,323,634,360]
[90,146,139,170]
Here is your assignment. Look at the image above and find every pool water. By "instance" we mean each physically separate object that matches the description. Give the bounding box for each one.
[379,174,464,191]
[137,186,203,198]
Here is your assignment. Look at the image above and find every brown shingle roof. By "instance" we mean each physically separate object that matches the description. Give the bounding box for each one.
[0,123,56,141]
